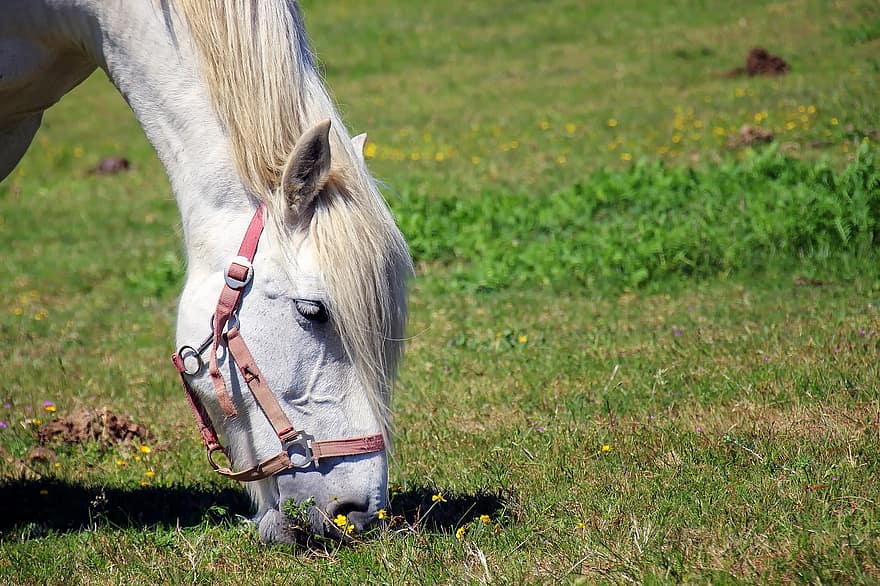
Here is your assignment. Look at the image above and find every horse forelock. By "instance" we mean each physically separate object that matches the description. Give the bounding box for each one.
[174,0,412,439]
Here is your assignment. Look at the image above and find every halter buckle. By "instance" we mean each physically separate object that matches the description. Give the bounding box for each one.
[283,432,317,468]
[225,256,254,290]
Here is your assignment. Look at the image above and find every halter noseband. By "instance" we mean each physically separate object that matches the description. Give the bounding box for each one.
[171,203,385,482]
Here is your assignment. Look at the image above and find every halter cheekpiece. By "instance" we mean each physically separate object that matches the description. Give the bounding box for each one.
[171,203,385,482]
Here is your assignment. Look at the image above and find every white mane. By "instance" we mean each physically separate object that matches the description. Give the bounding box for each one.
[174,0,412,438]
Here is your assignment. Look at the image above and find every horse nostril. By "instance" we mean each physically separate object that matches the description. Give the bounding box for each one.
[326,498,374,533]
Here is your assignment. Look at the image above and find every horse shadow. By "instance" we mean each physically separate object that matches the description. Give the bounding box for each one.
[0,479,506,538]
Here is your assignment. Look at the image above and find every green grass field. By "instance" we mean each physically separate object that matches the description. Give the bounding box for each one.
[2,0,880,583]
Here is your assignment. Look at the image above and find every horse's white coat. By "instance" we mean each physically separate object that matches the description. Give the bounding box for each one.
[0,0,410,541]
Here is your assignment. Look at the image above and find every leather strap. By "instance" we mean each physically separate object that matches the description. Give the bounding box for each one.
[226,326,297,442]
[172,351,223,452]
[208,445,293,482]
[208,205,266,417]
[311,434,385,460]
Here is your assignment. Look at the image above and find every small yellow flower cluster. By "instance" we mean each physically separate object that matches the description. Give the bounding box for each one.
[432,492,447,503]
[333,513,354,534]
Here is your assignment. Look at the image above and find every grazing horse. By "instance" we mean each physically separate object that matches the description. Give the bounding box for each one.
[0,0,412,542]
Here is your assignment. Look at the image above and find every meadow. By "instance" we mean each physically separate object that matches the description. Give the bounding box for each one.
[1,0,880,583]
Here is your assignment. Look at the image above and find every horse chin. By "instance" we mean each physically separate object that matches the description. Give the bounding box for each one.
[258,508,302,543]
[260,462,386,543]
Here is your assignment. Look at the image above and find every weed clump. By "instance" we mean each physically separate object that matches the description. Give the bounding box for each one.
[396,143,879,292]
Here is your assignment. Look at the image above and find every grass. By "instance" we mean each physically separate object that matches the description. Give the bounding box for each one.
[1,0,880,583]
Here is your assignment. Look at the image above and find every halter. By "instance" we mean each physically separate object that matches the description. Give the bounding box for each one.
[171,204,385,482]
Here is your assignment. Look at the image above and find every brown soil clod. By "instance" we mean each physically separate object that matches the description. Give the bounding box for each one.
[726,47,790,77]
[92,156,131,175]
[26,446,57,463]
[38,408,152,447]
[728,124,775,148]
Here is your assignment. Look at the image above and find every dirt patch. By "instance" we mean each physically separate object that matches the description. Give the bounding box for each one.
[726,47,790,77]
[26,446,57,464]
[728,124,774,148]
[38,408,152,447]
[92,156,131,175]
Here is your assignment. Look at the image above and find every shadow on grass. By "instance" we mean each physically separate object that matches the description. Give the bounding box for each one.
[0,479,507,538]
[0,479,251,537]
[388,486,507,531]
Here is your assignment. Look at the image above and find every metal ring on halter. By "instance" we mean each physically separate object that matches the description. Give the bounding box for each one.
[177,345,204,376]
[284,432,317,468]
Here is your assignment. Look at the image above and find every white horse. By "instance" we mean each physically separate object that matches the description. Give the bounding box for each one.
[0,0,412,542]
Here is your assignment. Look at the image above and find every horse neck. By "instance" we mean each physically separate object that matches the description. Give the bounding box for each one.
[91,1,256,274]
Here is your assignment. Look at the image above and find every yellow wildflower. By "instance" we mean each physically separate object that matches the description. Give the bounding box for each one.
[565,123,576,134]
[601,444,611,453]
[378,509,387,520]
[144,470,155,478]
[518,335,528,344]
[479,514,491,524]
[620,152,632,161]
[831,117,839,126]
[333,514,354,534]
[432,492,447,503]
[140,445,152,454]
[539,120,550,130]
[456,525,467,540]
[364,142,377,159]
[607,118,618,128]
[115,459,126,467]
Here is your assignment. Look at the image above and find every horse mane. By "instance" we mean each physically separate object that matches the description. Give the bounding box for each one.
[173,0,411,437]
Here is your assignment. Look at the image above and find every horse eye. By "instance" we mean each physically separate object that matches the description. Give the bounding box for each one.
[294,299,329,323]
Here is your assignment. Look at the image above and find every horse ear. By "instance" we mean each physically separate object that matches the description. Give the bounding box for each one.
[282,118,332,214]
[351,133,367,163]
